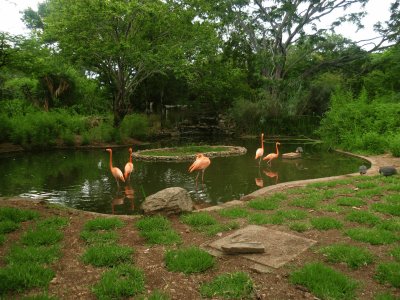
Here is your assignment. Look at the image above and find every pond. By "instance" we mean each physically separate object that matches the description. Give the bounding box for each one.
[0,137,369,215]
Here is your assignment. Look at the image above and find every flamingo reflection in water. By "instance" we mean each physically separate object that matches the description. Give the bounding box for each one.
[263,169,279,184]
[111,185,135,214]
[255,177,264,188]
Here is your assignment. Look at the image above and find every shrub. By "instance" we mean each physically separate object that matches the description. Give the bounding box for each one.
[164,247,215,274]
[389,133,400,157]
[119,114,149,139]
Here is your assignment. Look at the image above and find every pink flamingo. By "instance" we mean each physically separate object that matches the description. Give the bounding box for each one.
[188,153,211,184]
[255,133,264,165]
[124,147,134,181]
[263,142,281,165]
[105,148,125,187]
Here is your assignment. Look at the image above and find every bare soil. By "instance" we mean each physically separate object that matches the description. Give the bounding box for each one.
[0,146,399,300]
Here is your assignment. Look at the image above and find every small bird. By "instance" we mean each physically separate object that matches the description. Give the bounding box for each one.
[295,147,303,153]
[359,165,367,175]
[124,148,134,181]
[188,153,211,184]
[255,133,264,165]
[263,142,281,165]
[105,148,125,187]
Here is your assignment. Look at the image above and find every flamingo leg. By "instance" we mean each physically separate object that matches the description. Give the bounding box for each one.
[201,169,205,183]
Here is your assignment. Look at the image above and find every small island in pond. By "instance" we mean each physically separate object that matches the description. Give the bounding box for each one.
[132,145,247,161]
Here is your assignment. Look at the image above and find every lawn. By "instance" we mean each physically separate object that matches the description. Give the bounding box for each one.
[0,174,399,299]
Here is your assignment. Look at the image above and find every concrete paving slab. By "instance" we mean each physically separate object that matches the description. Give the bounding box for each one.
[206,225,317,268]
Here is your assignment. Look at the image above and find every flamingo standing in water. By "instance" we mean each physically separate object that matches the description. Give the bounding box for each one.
[124,148,134,181]
[188,153,211,184]
[106,148,125,187]
[255,133,264,165]
[263,142,281,166]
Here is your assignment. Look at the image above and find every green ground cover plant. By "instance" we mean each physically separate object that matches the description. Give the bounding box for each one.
[345,228,398,245]
[336,197,366,207]
[218,207,250,218]
[0,207,39,222]
[136,215,181,245]
[310,216,343,230]
[140,145,228,157]
[345,210,381,226]
[375,262,400,288]
[83,217,124,231]
[318,243,374,269]
[200,272,254,299]
[0,263,55,294]
[290,262,358,299]
[81,244,134,267]
[5,245,61,265]
[80,230,119,245]
[92,264,145,299]
[21,228,63,246]
[0,220,20,234]
[164,246,215,274]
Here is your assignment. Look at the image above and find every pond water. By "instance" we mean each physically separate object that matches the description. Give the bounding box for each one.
[0,137,369,215]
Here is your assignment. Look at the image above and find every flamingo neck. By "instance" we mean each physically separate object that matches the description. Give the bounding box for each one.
[275,143,279,155]
[261,135,264,149]
[129,151,132,163]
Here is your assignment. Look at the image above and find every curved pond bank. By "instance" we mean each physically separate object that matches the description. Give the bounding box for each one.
[198,151,400,212]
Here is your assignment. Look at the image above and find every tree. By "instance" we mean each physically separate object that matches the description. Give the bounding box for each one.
[42,0,218,126]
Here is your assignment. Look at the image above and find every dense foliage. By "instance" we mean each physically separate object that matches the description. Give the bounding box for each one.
[0,0,399,155]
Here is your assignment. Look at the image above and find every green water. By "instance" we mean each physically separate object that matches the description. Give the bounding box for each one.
[0,138,369,215]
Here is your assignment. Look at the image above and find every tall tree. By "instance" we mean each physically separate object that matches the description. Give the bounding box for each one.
[42,0,218,126]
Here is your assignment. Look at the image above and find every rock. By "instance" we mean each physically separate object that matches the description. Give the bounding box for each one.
[221,242,265,254]
[282,152,301,159]
[141,187,193,215]
[379,166,397,176]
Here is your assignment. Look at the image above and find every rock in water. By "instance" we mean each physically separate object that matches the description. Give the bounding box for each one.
[379,166,397,176]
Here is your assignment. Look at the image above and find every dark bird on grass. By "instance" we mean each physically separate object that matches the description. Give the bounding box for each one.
[379,166,397,176]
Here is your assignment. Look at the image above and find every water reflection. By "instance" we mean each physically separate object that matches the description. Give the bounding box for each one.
[111,185,135,214]
[0,138,370,215]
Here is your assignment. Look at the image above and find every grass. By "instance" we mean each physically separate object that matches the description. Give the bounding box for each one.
[310,216,343,230]
[181,212,239,236]
[164,246,215,274]
[81,244,134,267]
[289,222,310,232]
[248,212,285,225]
[138,145,228,157]
[136,215,181,245]
[200,272,254,299]
[375,262,400,288]
[218,207,250,218]
[36,216,69,229]
[345,228,398,245]
[371,202,400,216]
[5,245,61,264]
[276,209,308,220]
[289,194,321,208]
[83,217,124,231]
[336,197,366,207]
[318,243,374,269]
[390,247,400,262]
[0,263,55,294]
[345,210,381,226]
[290,262,358,299]
[0,220,20,234]
[0,207,39,222]
[92,264,145,299]
[247,193,286,211]
[80,230,119,245]
[21,228,63,246]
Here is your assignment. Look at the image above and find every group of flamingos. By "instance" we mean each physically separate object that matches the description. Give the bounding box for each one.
[105,134,279,186]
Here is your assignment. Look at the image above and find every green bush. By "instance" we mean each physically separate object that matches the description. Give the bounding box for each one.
[119,114,149,139]
[389,134,400,157]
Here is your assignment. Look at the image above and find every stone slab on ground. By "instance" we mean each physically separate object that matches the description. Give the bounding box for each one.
[206,225,317,268]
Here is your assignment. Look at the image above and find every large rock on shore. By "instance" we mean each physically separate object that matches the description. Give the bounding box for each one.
[141,187,193,215]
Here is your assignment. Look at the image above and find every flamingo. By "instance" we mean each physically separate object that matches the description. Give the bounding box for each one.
[255,133,264,165]
[105,148,125,187]
[188,153,211,184]
[124,148,134,181]
[263,142,281,165]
